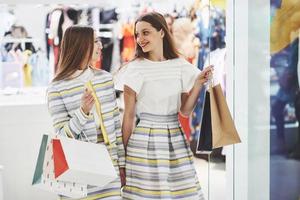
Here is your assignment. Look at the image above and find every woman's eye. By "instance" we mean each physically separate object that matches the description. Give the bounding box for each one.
[143,31,149,35]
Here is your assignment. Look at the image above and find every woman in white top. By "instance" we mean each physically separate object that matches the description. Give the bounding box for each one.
[118,12,212,199]
[47,26,125,199]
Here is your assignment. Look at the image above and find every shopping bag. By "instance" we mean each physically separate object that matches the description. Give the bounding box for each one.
[196,84,241,153]
[52,135,118,187]
[32,134,88,198]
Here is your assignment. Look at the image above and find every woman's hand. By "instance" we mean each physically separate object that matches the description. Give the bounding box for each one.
[195,65,214,87]
[80,88,95,115]
[119,167,126,187]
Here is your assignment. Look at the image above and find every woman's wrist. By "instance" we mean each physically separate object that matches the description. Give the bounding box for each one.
[80,106,90,115]
[194,81,204,89]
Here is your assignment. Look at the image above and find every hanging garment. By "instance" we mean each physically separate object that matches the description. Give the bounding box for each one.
[100,36,114,72]
[121,23,135,63]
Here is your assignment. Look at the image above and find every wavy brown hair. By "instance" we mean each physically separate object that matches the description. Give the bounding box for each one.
[134,12,179,60]
[53,26,94,82]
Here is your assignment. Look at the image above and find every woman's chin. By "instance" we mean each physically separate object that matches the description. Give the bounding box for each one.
[141,48,150,53]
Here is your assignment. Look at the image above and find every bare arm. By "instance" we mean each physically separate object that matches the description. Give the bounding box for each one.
[122,85,137,150]
[180,66,213,116]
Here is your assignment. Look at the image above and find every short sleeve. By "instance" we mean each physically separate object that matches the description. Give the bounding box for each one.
[114,65,144,94]
[181,63,201,93]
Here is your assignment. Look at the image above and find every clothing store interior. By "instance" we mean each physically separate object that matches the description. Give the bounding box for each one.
[0,0,299,199]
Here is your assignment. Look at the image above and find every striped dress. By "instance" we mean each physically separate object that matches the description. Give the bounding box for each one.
[47,68,125,200]
[115,58,205,200]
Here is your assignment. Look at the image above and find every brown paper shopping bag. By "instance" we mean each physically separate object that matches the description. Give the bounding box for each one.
[197,83,241,153]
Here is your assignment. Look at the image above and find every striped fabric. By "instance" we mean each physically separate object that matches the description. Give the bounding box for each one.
[47,69,125,199]
[123,113,205,200]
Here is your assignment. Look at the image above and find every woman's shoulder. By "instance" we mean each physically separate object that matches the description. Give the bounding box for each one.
[173,57,193,67]
[47,79,66,92]
[117,59,143,74]
[92,68,114,81]
[126,58,144,68]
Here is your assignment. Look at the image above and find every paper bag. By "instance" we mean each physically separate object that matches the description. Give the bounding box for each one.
[197,84,241,153]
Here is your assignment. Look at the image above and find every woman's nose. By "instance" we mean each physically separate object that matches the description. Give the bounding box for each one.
[137,37,145,44]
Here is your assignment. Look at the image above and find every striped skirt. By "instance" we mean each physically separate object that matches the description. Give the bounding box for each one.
[123,113,205,200]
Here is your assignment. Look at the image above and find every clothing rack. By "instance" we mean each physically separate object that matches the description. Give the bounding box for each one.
[0,38,39,44]
[98,23,115,38]
[99,23,114,29]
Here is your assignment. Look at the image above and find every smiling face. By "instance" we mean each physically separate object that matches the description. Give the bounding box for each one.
[135,21,164,53]
[91,33,102,62]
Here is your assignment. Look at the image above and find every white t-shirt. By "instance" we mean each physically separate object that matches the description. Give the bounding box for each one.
[115,58,201,116]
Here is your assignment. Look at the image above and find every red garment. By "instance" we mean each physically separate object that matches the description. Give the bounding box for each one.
[179,57,194,142]
[121,23,135,62]
[48,38,60,73]
[178,113,191,141]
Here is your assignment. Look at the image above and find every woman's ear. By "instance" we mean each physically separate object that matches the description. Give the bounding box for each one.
[160,29,165,38]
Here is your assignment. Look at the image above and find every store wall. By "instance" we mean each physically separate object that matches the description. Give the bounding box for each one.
[0,103,56,200]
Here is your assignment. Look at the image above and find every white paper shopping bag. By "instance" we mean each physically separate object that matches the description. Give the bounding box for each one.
[32,134,88,198]
[52,136,118,187]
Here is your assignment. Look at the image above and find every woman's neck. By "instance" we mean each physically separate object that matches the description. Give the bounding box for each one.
[147,45,165,61]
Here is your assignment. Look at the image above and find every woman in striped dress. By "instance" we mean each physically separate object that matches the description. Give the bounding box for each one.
[47,26,125,199]
[118,12,213,200]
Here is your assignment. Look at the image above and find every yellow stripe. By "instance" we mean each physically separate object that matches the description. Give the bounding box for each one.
[48,91,60,97]
[126,156,192,165]
[48,81,112,98]
[124,186,197,196]
[135,127,181,134]
[60,86,83,95]
[93,80,113,89]
[85,81,110,145]
[48,86,83,97]
[102,110,114,118]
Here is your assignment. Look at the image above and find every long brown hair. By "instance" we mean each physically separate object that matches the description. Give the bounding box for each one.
[53,26,94,82]
[134,12,179,60]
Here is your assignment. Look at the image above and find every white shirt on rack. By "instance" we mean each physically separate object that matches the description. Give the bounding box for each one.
[115,58,201,116]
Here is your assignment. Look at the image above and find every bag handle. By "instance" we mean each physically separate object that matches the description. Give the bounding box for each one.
[207,68,214,91]
[85,80,111,145]
[55,128,91,143]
